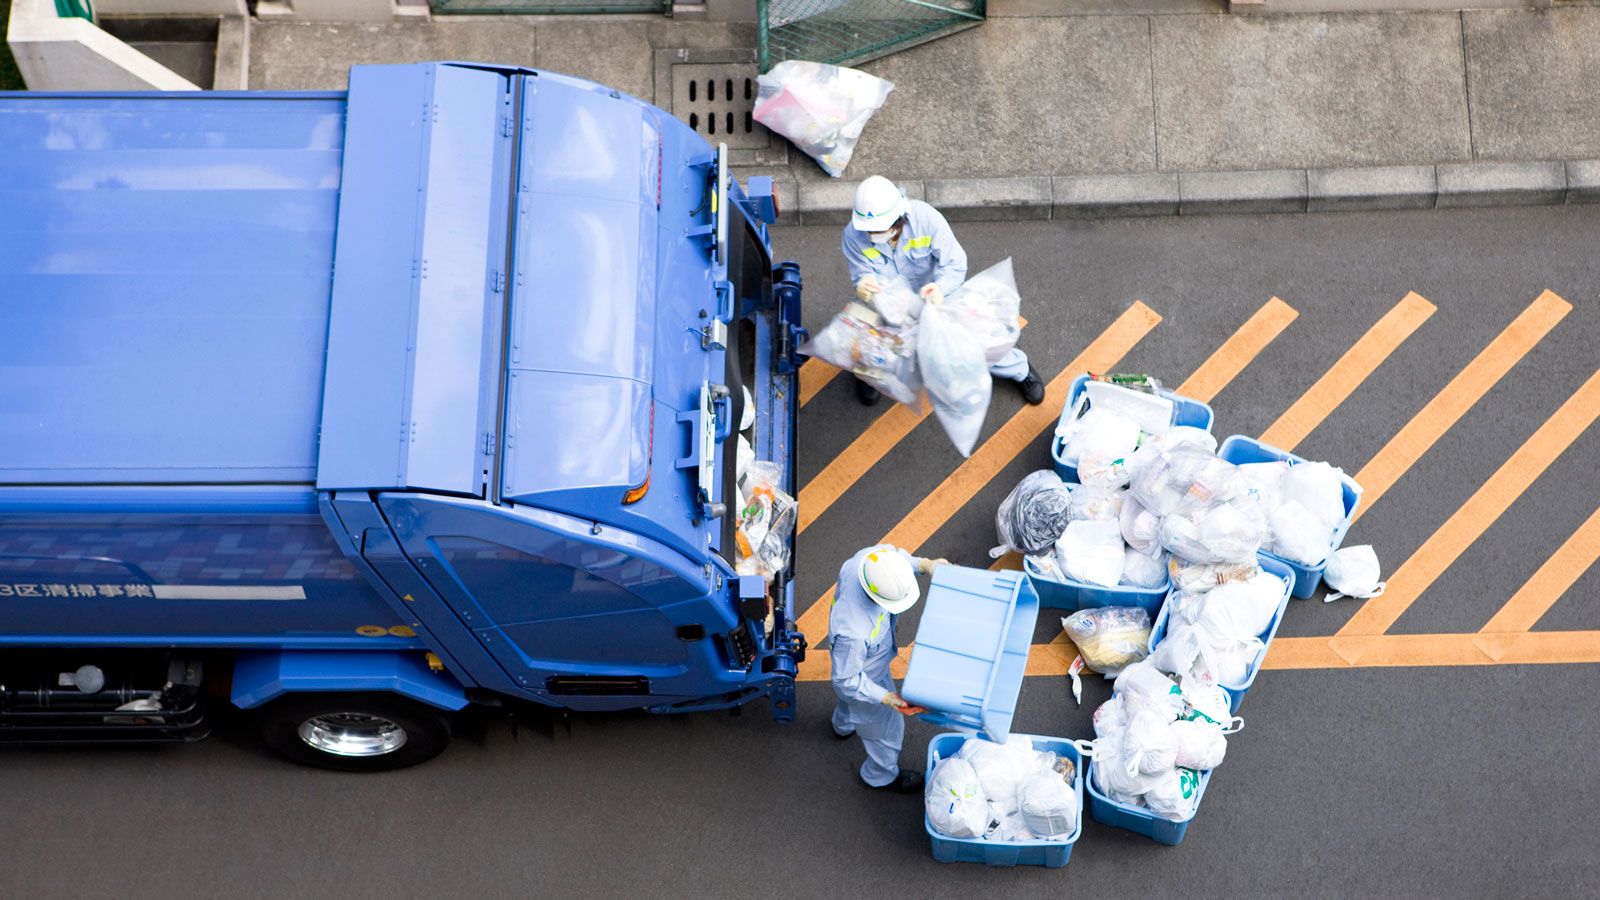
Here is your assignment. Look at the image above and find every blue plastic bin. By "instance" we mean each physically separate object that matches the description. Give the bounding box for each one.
[903,567,1040,742]
[1216,435,1364,599]
[1085,759,1212,846]
[1023,553,1169,615]
[1147,555,1294,714]
[925,732,1088,867]
[1052,375,1216,483]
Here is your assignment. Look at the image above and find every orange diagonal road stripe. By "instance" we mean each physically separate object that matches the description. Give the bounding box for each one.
[797,400,930,532]
[798,358,840,407]
[1479,504,1600,635]
[1259,292,1435,451]
[1176,297,1299,403]
[1338,366,1600,639]
[794,301,1162,643]
[1352,290,1569,521]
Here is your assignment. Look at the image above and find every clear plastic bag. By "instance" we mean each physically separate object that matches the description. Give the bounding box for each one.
[752,61,894,177]
[942,257,1022,365]
[918,298,992,457]
[799,300,922,406]
[1063,606,1151,676]
[1067,485,1124,522]
[734,462,795,582]
[868,275,922,327]
[1158,496,1268,565]
[1120,495,1162,555]
[1168,558,1260,594]
[991,470,1074,557]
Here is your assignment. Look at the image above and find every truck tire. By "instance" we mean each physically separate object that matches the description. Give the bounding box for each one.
[254,693,453,773]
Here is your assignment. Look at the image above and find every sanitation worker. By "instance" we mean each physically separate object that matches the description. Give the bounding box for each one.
[841,175,1045,407]
[830,543,948,792]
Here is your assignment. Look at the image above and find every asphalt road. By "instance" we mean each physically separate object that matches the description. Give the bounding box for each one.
[5,205,1599,899]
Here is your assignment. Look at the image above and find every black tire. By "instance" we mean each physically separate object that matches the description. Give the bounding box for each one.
[254,692,453,773]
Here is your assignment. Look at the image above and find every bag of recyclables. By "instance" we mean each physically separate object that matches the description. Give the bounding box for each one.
[752,61,894,177]
[991,470,1074,558]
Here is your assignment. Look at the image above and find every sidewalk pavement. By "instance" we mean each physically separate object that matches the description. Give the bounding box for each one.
[247,5,1600,220]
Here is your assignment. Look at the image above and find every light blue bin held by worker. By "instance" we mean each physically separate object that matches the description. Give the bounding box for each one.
[924,732,1091,867]
[1147,554,1295,715]
[1217,435,1363,599]
[1052,375,1216,484]
[1085,758,1213,846]
[902,567,1040,743]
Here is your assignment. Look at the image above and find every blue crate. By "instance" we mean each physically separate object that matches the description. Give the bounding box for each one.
[1147,555,1294,714]
[925,732,1089,867]
[1216,435,1364,599]
[1052,375,1216,483]
[903,567,1040,742]
[1085,758,1212,846]
[1023,553,1169,615]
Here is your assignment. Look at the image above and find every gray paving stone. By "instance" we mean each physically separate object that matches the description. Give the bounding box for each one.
[1151,13,1471,171]
[1052,173,1180,217]
[1566,160,1600,205]
[1180,169,1308,214]
[1435,161,1567,207]
[249,20,538,90]
[1464,10,1600,161]
[1307,165,1436,212]
[791,16,1155,183]
[924,177,1052,221]
[536,21,653,102]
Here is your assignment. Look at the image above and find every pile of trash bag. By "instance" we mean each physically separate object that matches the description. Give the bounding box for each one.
[802,260,1023,456]
[752,61,894,177]
[733,460,795,583]
[926,735,1079,842]
[1090,659,1242,821]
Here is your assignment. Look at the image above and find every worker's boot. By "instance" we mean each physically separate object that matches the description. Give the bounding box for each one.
[872,770,924,794]
[853,376,882,406]
[1016,365,1046,406]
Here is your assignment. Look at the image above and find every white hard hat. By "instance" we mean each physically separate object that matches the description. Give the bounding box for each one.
[851,176,907,232]
[858,545,920,614]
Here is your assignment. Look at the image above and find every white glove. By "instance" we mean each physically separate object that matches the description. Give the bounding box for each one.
[917,558,950,575]
[854,274,880,301]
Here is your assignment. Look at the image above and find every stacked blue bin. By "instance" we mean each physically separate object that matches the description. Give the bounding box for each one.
[1027,376,1216,613]
[1146,555,1295,714]
[924,733,1089,867]
[1085,760,1213,846]
[903,566,1040,741]
[1217,435,1363,598]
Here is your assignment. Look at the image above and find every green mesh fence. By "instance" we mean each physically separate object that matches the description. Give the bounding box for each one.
[759,0,983,73]
[433,0,663,14]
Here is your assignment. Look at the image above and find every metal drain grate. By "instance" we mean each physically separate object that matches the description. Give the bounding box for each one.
[670,63,768,150]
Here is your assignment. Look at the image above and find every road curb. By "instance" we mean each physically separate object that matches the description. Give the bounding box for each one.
[769,159,1600,224]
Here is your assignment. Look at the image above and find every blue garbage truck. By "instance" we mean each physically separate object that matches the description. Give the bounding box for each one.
[0,62,807,770]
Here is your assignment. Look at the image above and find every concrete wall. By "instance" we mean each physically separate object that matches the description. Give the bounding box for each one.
[7,0,200,89]
[94,0,247,17]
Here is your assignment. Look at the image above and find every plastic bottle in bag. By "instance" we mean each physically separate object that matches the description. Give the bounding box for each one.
[918,300,991,457]
[942,258,1023,365]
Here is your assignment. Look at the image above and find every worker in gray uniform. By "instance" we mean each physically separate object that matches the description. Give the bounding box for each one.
[841,175,1045,407]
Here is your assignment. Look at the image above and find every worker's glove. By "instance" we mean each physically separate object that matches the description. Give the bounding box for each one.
[882,692,926,716]
[919,283,944,306]
[854,274,881,301]
[916,558,949,576]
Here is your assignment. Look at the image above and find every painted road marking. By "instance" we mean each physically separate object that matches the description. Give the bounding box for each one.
[1176,297,1300,403]
[793,302,1162,651]
[1258,292,1435,451]
[1351,290,1570,522]
[798,401,930,533]
[1339,366,1600,638]
[1479,504,1600,635]
[798,358,839,407]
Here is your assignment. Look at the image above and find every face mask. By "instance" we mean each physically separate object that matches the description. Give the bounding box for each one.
[869,230,894,245]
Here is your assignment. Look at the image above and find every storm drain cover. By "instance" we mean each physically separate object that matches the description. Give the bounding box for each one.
[670,63,769,151]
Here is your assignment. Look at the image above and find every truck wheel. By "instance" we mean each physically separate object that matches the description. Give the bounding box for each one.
[255,693,452,772]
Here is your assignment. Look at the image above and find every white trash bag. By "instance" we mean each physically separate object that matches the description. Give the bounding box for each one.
[1018,770,1078,839]
[1169,719,1228,770]
[1126,426,1218,482]
[1158,497,1267,565]
[1120,495,1162,555]
[799,298,922,406]
[1121,546,1168,589]
[1324,544,1385,602]
[925,757,990,838]
[1063,409,1141,489]
[1145,767,1203,821]
[957,737,1036,815]
[1267,500,1337,566]
[1055,520,1126,587]
[1112,658,1185,719]
[1280,461,1347,530]
[918,299,992,457]
[752,61,894,177]
[1125,709,1178,776]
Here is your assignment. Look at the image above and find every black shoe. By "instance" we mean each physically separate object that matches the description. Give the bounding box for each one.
[1017,366,1046,406]
[853,376,882,406]
[871,770,924,794]
[832,728,856,741]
